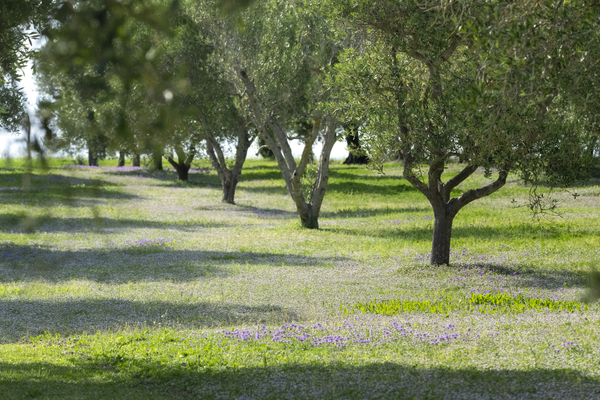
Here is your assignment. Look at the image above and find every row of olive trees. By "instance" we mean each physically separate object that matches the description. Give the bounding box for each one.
[7,0,600,265]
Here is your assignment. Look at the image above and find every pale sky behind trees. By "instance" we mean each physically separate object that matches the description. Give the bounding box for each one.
[0,54,349,162]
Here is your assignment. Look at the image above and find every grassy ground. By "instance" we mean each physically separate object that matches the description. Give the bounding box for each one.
[1,157,599,399]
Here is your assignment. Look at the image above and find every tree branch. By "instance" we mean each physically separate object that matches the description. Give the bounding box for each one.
[443,163,478,197]
[206,131,228,172]
[311,114,338,214]
[293,110,322,186]
[205,140,228,183]
[267,114,297,172]
[238,69,294,196]
[449,165,511,213]
[434,35,462,68]
[402,150,429,198]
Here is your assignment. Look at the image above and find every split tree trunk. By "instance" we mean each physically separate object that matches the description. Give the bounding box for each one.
[401,151,509,265]
[221,177,238,204]
[343,125,369,165]
[298,206,319,229]
[174,165,189,181]
[204,122,253,204]
[118,152,125,167]
[239,69,337,229]
[167,159,190,181]
[167,146,194,181]
[132,153,140,167]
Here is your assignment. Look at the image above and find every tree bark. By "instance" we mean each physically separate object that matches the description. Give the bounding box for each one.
[167,158,190,181]
[153,152,163,170]
[88,148,98,166]
[430,208,455,265]
[221,177,237,204]
[132,153,140,167]
[299,206,319,229]
[118,152,125,167]
[204,122,253,204]
[176,166,189,181]
[343,125,369,165]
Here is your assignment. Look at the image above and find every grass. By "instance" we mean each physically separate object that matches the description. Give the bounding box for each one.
[346,292,588,316]
[1,157,600,398]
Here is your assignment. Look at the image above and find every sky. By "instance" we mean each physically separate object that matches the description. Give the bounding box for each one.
[0,47,349,161]
[0,56,40,157]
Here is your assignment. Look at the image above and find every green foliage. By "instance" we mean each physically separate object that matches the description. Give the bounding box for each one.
[327,0,599,185]
[0,0,52,132]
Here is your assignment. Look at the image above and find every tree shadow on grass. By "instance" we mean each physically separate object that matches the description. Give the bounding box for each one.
[234,204,297,219]
[193,203,431,221]
[101,168,221,188]
[0,215,231,234]
[0,360,597,399]
[0,299,298,343]
[321,205,431,219]
[0,174,138,206]
[238,169,285,182]
[329,169,404,180]
[327,181,421,196]
[441,262,591,290]
[326,222,597,244]
[237,179,424,197]
[0,244,349,283]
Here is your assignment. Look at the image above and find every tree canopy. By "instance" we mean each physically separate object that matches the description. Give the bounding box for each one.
[326,0,600,263]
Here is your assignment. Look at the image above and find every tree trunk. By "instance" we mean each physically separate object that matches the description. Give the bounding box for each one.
[153,153,163,170]
[204,121,253,205]
[343,125,369,165]
[167,157,190,181]
[430,209,455,265]
[118,152,125,167]
[132,153,140,167]
[175,165,189,181]
[222,178,237,204]
[88,148,98,166]
[299,207,319,229]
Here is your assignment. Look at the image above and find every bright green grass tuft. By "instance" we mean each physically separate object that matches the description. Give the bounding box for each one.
[345,292,589,316]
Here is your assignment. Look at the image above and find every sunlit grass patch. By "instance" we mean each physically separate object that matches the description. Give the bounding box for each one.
[345,292,590,316]
[0,283,21,298]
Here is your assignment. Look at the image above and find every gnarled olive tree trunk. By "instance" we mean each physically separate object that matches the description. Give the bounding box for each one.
[132,153,140,167]
[167,145,195,181]
[403,155,509,265]
[239,70,337,229]
[204,119,254,204]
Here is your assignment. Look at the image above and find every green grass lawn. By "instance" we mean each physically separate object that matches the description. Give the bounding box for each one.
[1,158,599,399]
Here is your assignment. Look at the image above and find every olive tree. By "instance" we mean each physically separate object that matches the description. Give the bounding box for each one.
[211,0,342,228]
[329,0,599,264]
